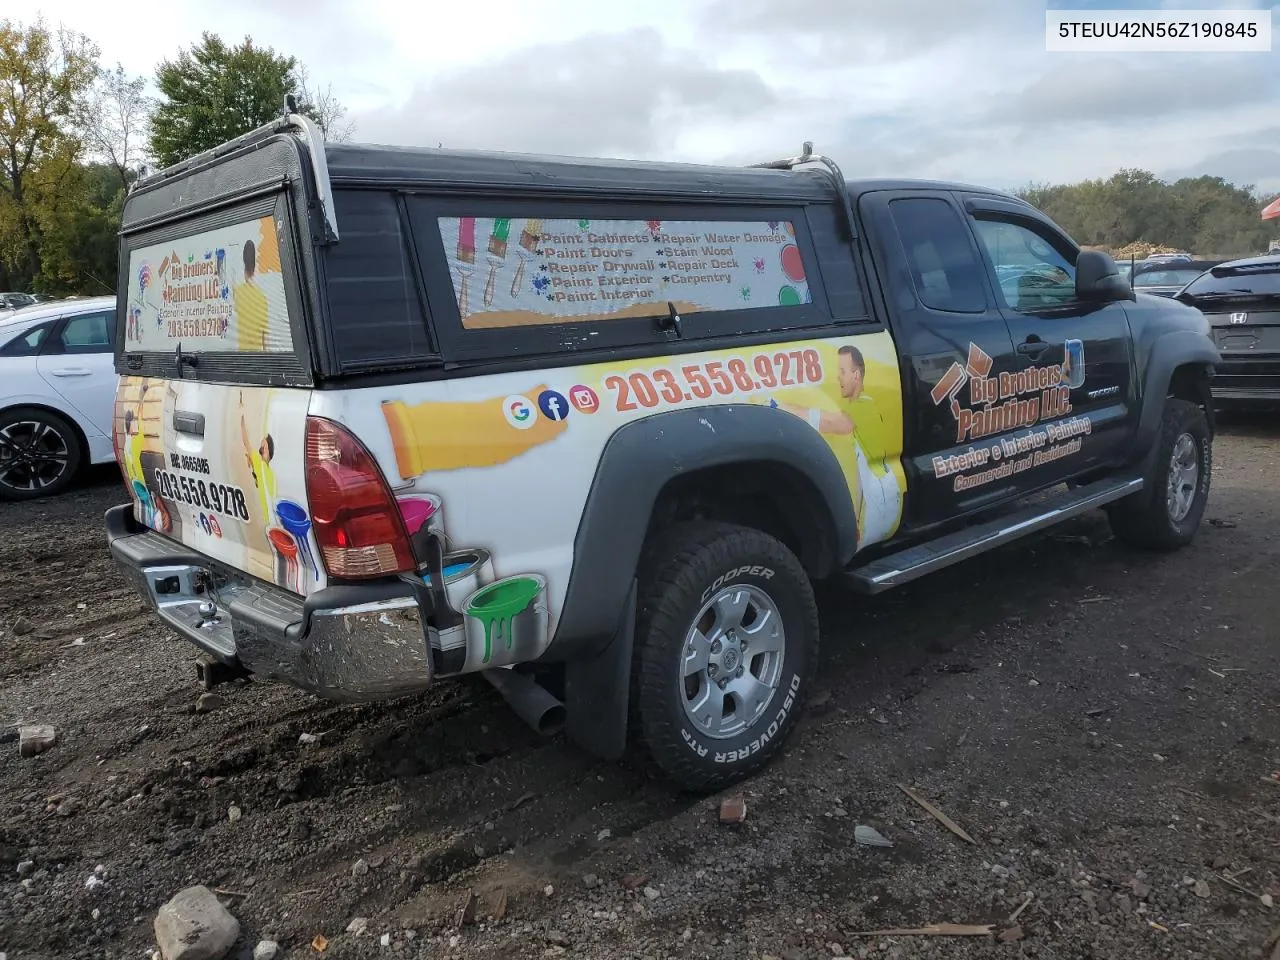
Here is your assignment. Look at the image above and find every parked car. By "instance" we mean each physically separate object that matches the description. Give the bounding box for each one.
[104,119,1218,791]
[1175,254,1280,406]
[0,292,37,311]
[1131,259,1224,297]
[0,295,119,500]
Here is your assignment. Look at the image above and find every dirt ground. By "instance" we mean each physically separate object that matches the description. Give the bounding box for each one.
[2,418,1279,960]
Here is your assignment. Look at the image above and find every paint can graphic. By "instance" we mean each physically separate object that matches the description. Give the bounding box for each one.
[132,479,154,527]
[398,494,444,563]
[422,548,495,612]
[1064,339,1086,390]
[267,527,300,592]
[275,500,319,580]
[462,573,549,669]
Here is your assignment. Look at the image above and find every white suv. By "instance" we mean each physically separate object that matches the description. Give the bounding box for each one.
[0,295,119,499]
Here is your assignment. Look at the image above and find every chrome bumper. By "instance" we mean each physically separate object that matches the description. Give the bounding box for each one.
[105,504,437,701]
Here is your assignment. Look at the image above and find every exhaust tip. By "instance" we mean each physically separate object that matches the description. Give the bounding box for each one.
[538,704,567,736]
[483,668,566,738]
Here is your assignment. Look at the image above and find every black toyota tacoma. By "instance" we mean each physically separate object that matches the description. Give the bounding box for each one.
[104,122,1219,792]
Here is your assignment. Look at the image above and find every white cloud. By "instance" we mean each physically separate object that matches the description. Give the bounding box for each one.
[6,0,1279,192]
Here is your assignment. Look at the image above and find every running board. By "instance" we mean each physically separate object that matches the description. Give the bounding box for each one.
[846,476,1144,595]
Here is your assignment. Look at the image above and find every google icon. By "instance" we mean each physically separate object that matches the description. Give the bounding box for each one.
[503,395,537,430]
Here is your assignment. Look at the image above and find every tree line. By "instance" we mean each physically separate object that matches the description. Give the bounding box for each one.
[0,18,350,295]
[2,16,1276,297]
[1017,169,1277,260]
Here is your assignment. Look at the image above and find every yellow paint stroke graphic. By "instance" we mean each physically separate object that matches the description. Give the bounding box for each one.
[382,385,567,478]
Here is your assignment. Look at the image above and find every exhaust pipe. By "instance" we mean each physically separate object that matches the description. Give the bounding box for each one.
[483,668,566,736]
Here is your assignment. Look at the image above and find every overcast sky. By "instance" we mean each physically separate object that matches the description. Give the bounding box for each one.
[12,0,1280,193]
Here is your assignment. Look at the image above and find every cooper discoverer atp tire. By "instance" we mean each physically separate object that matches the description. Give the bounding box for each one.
[631,521,818,792]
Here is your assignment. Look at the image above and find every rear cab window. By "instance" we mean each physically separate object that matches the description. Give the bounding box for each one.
[886,197,988,314]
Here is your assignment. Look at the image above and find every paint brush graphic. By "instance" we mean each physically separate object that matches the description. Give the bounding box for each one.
[456,217,476,317]
[510,218,542,298]
[483,218,511,307]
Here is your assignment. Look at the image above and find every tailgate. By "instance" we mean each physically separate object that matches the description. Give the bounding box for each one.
[114,376,323,594]
[1204,303,1280,353]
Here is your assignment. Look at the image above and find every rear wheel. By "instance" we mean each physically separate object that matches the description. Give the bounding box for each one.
[1107,398,1211,550]
[631,521,818,792]
[0,407,83,501]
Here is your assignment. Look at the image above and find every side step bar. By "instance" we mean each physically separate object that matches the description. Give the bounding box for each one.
[846,475,1144,595]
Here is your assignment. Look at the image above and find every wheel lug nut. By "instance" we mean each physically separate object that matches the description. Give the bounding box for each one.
[736,666,744,678]
[708,664,717,676]
[710,640,722,654]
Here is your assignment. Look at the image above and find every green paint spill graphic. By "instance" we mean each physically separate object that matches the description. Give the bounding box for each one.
[778,285,801,306]
[467,577,540,662]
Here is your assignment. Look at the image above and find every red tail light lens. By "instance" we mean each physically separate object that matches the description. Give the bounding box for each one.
[304,416,416,579]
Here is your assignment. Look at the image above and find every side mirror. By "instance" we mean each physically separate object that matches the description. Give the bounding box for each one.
[1076,250,1134,303]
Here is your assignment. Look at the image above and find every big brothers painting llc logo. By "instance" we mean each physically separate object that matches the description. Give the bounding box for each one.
[929,341,1093,493]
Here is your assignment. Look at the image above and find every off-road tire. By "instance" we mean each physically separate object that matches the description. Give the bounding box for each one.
[631,521,818,792]
[1106,398,1211,551]
[0,406,84,502]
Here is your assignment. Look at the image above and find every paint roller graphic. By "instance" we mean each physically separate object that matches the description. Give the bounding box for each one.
[381,386,568,479]
[456,217,476,317]
[509,218,542,298]
[483,218,511,307]
[930,342,994,418]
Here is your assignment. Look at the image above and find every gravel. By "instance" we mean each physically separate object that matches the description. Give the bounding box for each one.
[1,424,1279,959]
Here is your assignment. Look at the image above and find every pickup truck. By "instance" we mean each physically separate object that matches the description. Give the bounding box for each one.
[104,117,1219,792]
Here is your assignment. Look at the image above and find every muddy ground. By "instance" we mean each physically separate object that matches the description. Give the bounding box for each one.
[2,419,1279,960]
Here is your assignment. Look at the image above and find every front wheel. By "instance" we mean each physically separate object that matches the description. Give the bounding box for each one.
[631,521,818,792]
[1106,398,1211,550]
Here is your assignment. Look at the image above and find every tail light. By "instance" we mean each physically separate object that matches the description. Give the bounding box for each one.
[305,416,416,579]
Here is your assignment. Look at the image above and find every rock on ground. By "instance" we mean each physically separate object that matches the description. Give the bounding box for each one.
[153,885,240,960]
[17,724,57,757]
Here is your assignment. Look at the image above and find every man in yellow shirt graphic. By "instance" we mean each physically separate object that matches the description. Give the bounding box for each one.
[234,239,269,353]
[773,344,903,547]
[240,390,278,530]
[122,408,145,489]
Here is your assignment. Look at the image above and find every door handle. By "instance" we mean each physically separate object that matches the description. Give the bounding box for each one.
[49,367,92,376]
[1016,340,1051,358]
[173,410,206,437]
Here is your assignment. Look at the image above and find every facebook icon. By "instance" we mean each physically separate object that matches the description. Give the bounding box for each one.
[537,389,571,422]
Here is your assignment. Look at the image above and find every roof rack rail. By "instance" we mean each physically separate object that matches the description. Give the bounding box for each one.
[284,96,340,243]
[749,141,857,241]
[125,99,340,244]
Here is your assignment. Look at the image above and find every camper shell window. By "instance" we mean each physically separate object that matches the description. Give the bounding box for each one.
[116,190,313,387]
[404,196,870,364]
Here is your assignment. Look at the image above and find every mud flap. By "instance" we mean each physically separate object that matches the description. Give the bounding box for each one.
[564,579,636,761]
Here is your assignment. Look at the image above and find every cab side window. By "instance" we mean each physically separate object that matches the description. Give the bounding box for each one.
[973,218,1077,311]
[887,198,988,314]
[54,311,114,354]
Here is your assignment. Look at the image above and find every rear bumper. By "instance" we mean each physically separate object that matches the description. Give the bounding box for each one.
[1210,353,1280,402]
[105,504,438,701]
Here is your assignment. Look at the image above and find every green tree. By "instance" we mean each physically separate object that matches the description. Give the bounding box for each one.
[0,18,98,289]
[33,160,122,294]
[1018,170,1277,258]
[149,33,348,170]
